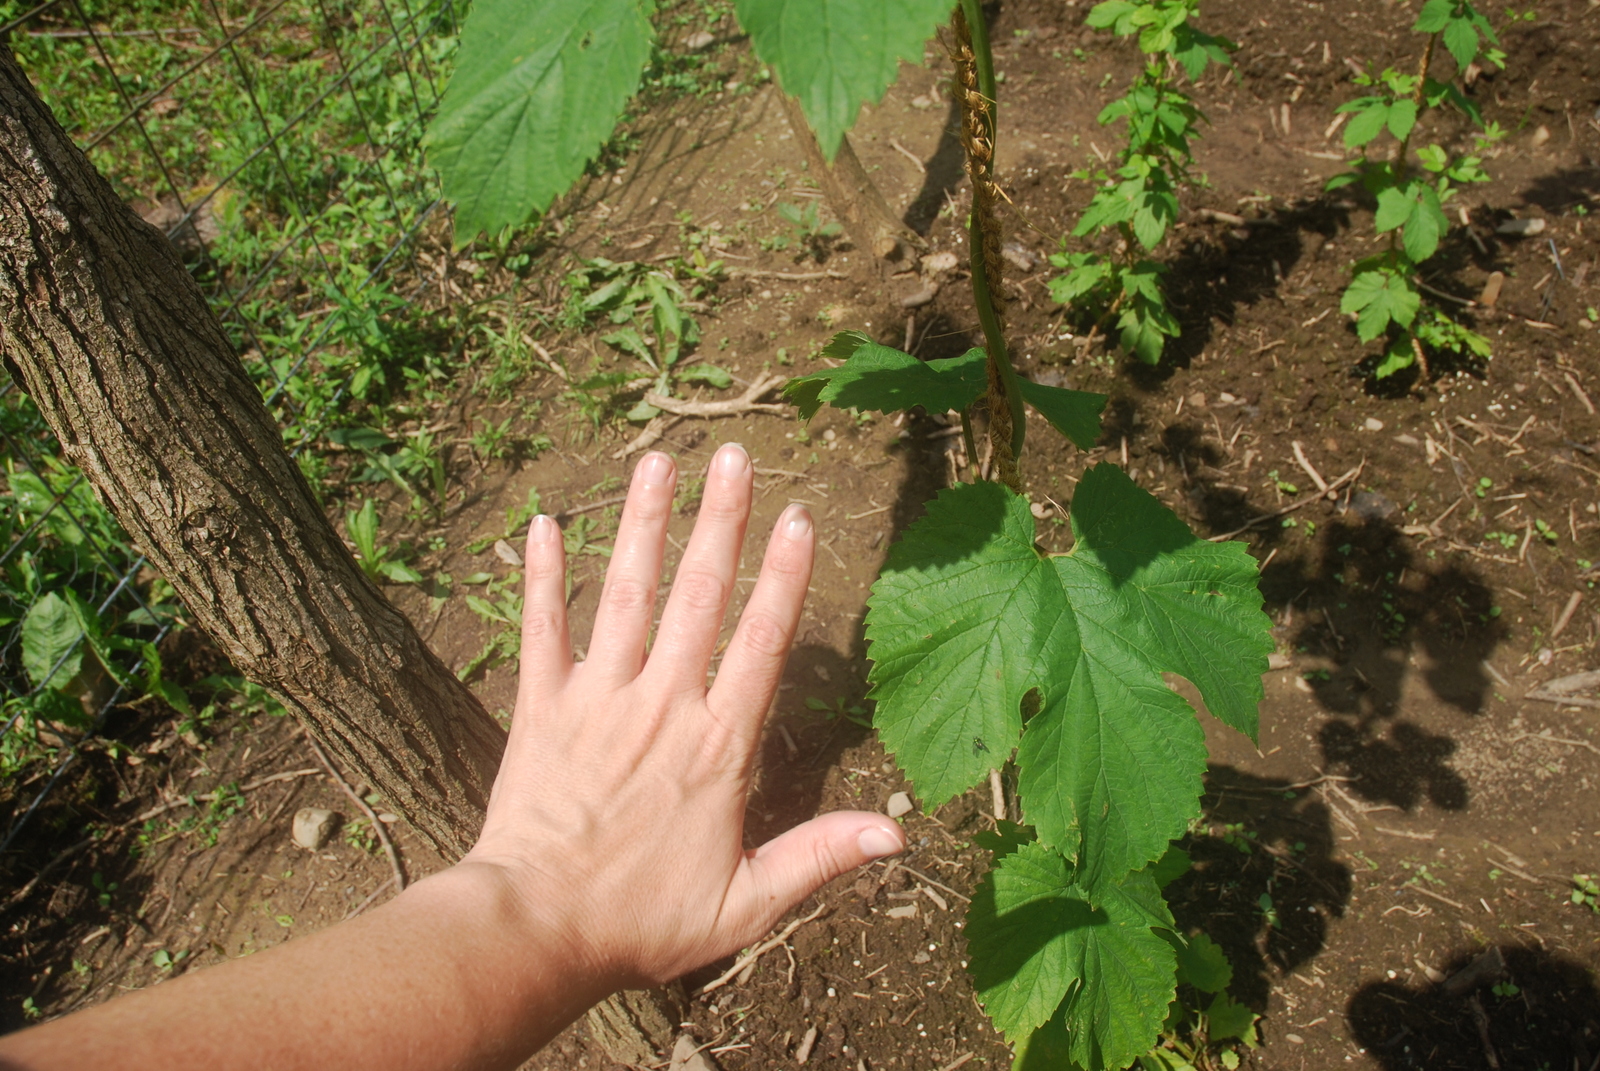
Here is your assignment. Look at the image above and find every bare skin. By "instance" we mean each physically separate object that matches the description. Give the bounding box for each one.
[0,443,905,1071]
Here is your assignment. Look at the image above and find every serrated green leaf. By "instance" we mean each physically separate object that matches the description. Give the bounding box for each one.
[867,471,1271,890]
[22,592,83,691]
[1385,98,1419,142]
[734,0,952,158]
[1343,102,1390,148]
[1414,0,1453,32]
[1342,267,1420,341]
[1402,185,1446,262]
[425,0,655,242]
[1206,991,1259,1046]
[1373,186,1415,234]
[1166,930,1232,993]
[1442,16,1480,68]
[1019,381,1107,451]
[1374,334,1417,379]
[967,841,1176,1067]
[783,342,986,421]
[1049,255,1115,305]
[1148,845,1192,889]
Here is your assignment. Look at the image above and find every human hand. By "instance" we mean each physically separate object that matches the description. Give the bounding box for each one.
[465,444,905,988]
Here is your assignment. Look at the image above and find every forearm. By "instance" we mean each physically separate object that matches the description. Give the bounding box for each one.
[0,863,610,1071]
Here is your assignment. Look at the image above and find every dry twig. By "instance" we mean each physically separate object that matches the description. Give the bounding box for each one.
[695,901,829,995]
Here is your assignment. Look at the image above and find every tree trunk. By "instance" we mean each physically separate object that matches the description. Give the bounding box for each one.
[0,42,682,1065]
[776,92,920,264]
[0,42,501,859]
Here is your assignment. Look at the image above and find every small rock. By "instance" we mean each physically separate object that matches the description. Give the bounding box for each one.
[1217,391,1239,405]
[886,791,914,818]
[912,950,932,964]
[1001,242,1037,272]
[898,283,939,308]
[1394,433,1421,446]
[813,665,832,682]
[1363,417,1384,431]
[1496,217,1546,237]
[822,429,837,443]
[1268,652,1292,671]
[493,538,522,567]
[670,1034,720,1071]
[292,807,337,850]
[377,812,399,824]
[1479,270,1506,308]
[1294,677,1313,694]
[1350,491,1398,522]
[1323,437,1341,454]
[923,251,960,274]
[1286,1033,1305,1045]
[1187,392,1207,409]
[795,1025,819,1065]
[885,903,919,919]
[910,94,935,109]
[1538,646,1554,666]
[1030,500,1051,519]
[683,30,715,52]
[1530,124,1550,148]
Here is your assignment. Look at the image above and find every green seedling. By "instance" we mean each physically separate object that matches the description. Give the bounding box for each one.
[345,499,422,584]
[1572,873,1599,912]
[1049,0,1233,364]
[804,695,871,728]
[1329,0,1503,378]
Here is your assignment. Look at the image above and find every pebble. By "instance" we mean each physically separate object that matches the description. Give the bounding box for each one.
[669,1034,720,1071]
[1030,500,1051,519]
[683,30,715,52]
[1268,652,1292,671]
[1496,217,1546,237]
[1479,270,1506,308]
[822,429,837,442]
[923,251,960,274]
[493,538,522,567]
[910,94,936,109]
[1363,417,1384,431]
[885,903,919,919]
[1286,1033,1305,1045]
[292,807,337,850]
[886,791,914,818]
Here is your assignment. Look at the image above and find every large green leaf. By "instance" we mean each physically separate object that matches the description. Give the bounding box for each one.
[734,0,952,157]
[866,469,1271,889]
[22,592,83,691]
[967,839,1176,1067]
[783,335,987,420]
[425,0,655,241]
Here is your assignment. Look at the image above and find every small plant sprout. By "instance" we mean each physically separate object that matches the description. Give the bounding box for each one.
[345,499,423,584]
[1572,873,1600,912]
[1049,0,1234,364]
[1328,0,1503,379]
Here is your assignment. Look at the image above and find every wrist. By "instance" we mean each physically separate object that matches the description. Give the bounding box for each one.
[398,861,621,1043]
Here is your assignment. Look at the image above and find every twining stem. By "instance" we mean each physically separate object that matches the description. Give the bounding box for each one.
[952,0,1024,492]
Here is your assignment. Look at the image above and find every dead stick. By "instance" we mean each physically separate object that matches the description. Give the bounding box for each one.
[695,902,829,995]
[307,736,406,893]
[1291,440,1329,493]
[1208,463,1363,542]
[644,373,788,418]
[1551,591,1585,640]
[133,767,323,823]
[1566,371,1596,415]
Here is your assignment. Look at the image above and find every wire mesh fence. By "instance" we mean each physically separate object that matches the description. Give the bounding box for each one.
[0,0,458,854]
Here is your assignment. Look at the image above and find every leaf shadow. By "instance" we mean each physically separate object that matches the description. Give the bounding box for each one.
[1165,764,1354,1012]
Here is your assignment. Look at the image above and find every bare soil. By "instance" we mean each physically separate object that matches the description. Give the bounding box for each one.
[6,1,1600,1069]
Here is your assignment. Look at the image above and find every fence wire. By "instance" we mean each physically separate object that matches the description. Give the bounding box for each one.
[0,0,457,856]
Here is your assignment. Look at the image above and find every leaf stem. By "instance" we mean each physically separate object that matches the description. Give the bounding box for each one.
[960,410,980,476]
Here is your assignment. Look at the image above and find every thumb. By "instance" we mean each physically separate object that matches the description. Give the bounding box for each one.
[728,811,905,937]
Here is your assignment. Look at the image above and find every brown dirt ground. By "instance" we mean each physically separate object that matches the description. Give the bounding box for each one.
[6,0,1600,1069]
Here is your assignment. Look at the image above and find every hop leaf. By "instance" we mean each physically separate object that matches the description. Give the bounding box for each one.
[967,839,1177,1068]
[425,0,655,242]
[866,470,1272,891]
[783,336,987,420]
[734,0,954,157]
[1341,260,1421,341]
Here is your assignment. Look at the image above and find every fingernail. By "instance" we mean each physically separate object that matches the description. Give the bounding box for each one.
[781,503,812,540]
[639,451,674,487]
[528,515,557,544]
[713,442,749,477]
[858,825,904,860]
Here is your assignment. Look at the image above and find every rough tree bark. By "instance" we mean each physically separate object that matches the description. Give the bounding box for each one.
[776,92,921,264]
[0,41,689,1064]
[0,43,504,860]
